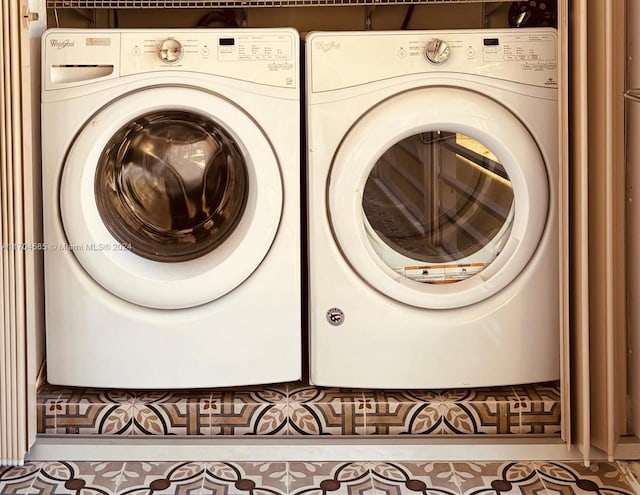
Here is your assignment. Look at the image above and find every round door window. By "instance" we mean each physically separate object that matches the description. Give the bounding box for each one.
[327,86,549,309]
[362,131,514,284]
[95,110,248,262]
[60,86,283,310]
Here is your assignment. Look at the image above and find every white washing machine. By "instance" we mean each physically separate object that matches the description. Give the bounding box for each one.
[306,29,560,388]
[41,28,301,388]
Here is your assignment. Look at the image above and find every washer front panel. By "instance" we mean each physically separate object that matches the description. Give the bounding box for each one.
[61,86,283,310]
[328,86,549,309]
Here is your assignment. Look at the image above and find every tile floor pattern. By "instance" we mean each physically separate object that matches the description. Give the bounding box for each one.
[37,381,561,437]
[0,460,636,495]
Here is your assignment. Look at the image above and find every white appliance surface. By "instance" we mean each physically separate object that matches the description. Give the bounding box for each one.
[42,28,301,388]
[306,29,560,388]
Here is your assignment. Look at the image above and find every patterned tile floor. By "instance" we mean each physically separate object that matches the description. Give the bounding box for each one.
[0,460,637,494]
[37,381,561,437]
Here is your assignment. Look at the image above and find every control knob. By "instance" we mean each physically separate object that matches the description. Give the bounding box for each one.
[158,38,183,64]
[425,39,450,65]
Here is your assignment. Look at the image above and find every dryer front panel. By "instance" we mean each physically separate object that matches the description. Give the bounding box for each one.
[61,86,283,310]
[328,86,549,309]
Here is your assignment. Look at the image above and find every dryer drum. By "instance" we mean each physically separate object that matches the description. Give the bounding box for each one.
[362,130,515,274]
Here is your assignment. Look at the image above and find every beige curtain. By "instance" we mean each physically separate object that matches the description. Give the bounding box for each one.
[0,0,42,466]
[628,0,640,446]
[569,0,627,462]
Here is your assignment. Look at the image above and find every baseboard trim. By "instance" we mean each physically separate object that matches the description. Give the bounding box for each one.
[27,435,598,462]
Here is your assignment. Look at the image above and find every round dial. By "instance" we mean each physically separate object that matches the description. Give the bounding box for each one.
[425,39,450,65]
[158,38,183,64]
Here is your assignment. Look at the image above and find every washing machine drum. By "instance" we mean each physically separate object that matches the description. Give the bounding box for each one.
[328,87,550,310]
[95,110,248,263]
[60,87,283,310]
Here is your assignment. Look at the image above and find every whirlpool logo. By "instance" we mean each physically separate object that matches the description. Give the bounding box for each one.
[314,40,341,53]
[50,39,75,50]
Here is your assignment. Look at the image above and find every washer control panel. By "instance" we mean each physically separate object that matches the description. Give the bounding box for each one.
[122,33,294,65]
[121,31,295,84]
[42,29,298,90]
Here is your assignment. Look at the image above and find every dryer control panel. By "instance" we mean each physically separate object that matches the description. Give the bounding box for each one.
[308,29,557,93]
[43,28,298,91]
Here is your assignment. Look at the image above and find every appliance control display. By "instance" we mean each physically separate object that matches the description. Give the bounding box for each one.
[217,35,292,62]
[481,34,556,65]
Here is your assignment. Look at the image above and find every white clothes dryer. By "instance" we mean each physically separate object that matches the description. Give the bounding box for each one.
[306,29,560,388]
[42,28,301,388]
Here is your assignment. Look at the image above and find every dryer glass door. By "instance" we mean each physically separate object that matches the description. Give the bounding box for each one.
[362,131,514,284]
[328,87,550,310]
[61,86,283,310]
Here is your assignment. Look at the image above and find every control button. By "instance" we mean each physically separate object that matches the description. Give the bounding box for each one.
[425,39,450,65]
[466,47,476,57]
[201,47,210,56]
[398,48,407,58]
[132,47,141,56]
[158,38,183,64]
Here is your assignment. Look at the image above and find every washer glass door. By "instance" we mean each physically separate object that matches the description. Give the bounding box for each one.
[328,87,549,309]
[61,86,283,310]
[95,109,248,263]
